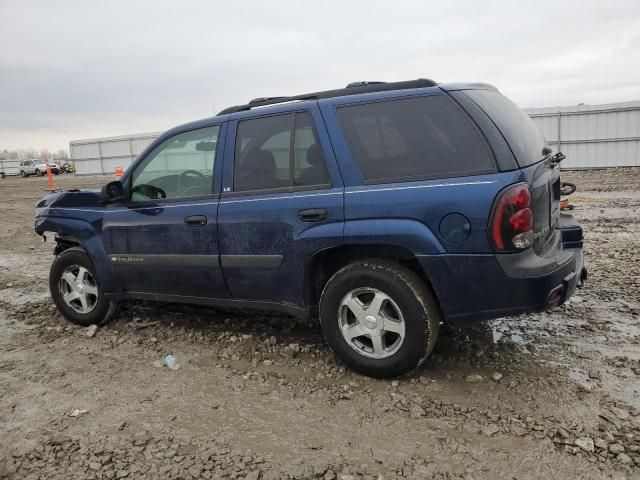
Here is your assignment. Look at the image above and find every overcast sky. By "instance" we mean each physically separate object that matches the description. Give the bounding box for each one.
[2,0,640,152]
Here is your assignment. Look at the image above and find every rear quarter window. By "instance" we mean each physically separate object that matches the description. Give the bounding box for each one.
[463,89,548,167]
[336,95,496,184]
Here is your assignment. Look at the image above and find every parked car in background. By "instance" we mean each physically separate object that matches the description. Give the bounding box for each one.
[60,161,75,174]
[20,159,60,177]
[34,79,586,378]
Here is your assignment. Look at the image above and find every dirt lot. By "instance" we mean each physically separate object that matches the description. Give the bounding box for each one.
[1,169,639,480]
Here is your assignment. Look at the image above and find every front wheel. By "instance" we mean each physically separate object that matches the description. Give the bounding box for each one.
[20,170,27,177]
[49,247,118,326]
[319,260,440,378]
[35,169,42,176]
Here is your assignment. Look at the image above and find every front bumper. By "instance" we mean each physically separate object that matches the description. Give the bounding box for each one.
[419,213,586,327]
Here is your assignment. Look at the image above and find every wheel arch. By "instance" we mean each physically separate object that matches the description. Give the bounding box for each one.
[304,244,442,313]
[35,215,117,293]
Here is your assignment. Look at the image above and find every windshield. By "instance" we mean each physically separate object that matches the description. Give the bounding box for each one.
[463,89,548,167]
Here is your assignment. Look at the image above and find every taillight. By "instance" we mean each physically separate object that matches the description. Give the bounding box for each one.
[490,183,534,251]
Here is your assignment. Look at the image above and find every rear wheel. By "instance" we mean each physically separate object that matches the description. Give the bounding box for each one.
[319,260,440,378]
[49,247,118,326]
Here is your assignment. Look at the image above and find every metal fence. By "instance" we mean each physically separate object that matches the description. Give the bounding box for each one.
[524,100,640,169]
[69,100,640,175]
[0,159,20,176]
[70,132,160,176]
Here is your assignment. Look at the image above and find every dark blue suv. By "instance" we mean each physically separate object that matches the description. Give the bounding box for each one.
[35,79,586,377]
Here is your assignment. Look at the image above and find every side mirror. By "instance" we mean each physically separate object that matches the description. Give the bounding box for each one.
[101,180,125,204]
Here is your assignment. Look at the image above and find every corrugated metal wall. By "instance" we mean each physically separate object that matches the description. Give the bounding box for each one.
[524,100,640,169]
[0,159,20,176]
[69,100,640,175]
[70,133,160,175]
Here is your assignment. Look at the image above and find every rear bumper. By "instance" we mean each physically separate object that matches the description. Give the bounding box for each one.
[419,213,585,327]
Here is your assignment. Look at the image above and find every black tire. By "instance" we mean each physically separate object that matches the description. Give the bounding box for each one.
[35,169,42,176]
[561,181,576,196]
[49,247,118,326]
[319,260,440,378]
[20,170,26,177]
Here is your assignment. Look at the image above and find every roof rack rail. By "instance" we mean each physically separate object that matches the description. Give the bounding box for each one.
[345,81,386,88]
[217,78,437,115]
[249,96,287,104]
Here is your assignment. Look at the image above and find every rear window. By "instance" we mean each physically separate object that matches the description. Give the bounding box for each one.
[463,89,547,167]
[336,95,495,183]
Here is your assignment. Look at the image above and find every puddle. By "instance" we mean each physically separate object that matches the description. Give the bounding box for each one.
[491,325,528,345]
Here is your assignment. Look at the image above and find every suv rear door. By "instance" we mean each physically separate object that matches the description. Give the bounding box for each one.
[217,104,344,308]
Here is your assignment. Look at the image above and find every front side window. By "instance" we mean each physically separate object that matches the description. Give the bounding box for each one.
[336,95,496,183]
[131,126,219,202]
[234,112,330,193]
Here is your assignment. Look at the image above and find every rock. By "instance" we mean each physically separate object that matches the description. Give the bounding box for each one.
[132,431,151,446]
[48,434,71,445]
[491,372,503,382]
[609,444,625,454]
[323,471,336,480]
[86,324,99,338]
[574,437,594,453]
[68,408,89,417]
[465,374,483,383]
[594,438,608,450]
[391,380,399,388]
[339,475,355,480]
[409,403,426,418]
[482,424,500,437]
[609,406,630,420]
[245,471,261,480]
[617,452,632,464]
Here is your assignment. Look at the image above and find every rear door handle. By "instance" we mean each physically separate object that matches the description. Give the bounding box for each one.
[298,208,327,222]
[184,215,207,226]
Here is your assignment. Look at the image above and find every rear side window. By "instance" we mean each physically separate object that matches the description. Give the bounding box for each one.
[336,95,495,183]
[234,112,330,193]
[463,89,547,167]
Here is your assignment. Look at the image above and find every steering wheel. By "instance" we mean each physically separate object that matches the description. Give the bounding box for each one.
[131,184,166,200]
[177,169,207,196]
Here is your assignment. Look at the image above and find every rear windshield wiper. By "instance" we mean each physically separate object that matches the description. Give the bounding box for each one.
[550,152,566,166]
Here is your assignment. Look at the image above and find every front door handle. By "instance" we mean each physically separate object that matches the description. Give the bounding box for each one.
[184,215,207,226]
[298,208,327,222]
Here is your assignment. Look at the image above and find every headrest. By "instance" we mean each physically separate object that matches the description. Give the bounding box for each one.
[246,150,276,176]
[306,144,323,166]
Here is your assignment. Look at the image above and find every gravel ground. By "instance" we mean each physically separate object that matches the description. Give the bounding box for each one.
[0,169,639,480]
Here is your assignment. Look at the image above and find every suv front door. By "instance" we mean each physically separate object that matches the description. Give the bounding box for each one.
[217,106,344,308]
[101,123,230,299]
